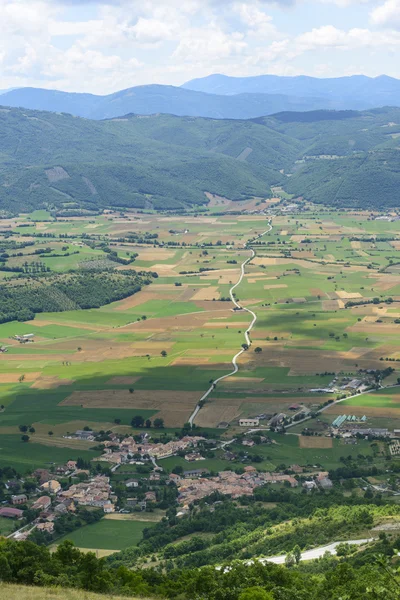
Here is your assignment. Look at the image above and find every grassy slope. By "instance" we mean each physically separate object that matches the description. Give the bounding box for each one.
[0,584,146,600]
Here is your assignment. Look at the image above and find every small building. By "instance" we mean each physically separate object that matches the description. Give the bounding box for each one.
[32,496,51,511]
[303,481,317,491]
[11,494,27,505]
[0,507,23,519]
[66,460,77,470]
[75,430,94,440]
[290,464,304,474]
[145,491,156,502]
[319,477,333,489]
[103,503,115,514]
[239,418,260,427]
[54,503,68,515]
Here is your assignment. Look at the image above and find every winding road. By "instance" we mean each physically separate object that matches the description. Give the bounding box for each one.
[189,221,272,426]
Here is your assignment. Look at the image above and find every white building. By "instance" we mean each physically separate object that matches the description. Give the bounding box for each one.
[239,418,260,427]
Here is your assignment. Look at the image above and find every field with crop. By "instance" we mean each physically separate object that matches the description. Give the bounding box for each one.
[0,207,400,469]
[56,517,155,551]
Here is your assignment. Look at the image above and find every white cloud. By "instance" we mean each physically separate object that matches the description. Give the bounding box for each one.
[370,0,400,28]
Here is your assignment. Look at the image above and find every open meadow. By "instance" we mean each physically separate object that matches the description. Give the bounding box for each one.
[1,206,400,469]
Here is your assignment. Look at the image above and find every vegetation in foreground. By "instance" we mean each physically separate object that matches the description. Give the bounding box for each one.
[0,536,399,599]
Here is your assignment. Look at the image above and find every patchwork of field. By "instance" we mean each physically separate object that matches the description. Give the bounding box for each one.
[0,208,400,468]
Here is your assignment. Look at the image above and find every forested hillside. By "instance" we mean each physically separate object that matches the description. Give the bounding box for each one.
[1,106,400,214]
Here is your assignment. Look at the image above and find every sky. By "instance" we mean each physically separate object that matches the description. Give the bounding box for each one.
[1,0,400,94]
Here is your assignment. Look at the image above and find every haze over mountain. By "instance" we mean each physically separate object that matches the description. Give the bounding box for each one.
[2,74,400,121]
[183,74,400,110]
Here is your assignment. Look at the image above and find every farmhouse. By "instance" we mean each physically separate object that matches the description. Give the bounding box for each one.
[125,479,139,489]
[239,418,260,427]
[183,468,209,478]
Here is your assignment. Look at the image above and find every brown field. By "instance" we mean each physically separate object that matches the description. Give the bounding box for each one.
[194,403,242,427]
[0,371,41,383]
[263,284,288,290]
[114,291,171,310]
[335,291,363,299]
[323,299,345,310]
[192,286,220,301]
[61,389,199,426]
[299,436,333,448]
[310,288,327,298]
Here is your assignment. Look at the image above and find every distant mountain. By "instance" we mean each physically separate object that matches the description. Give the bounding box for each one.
[0,84,364,120]
[183,74,400,110]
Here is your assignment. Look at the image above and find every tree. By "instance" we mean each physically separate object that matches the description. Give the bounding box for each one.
[154,418,164,429]
[241,343,249,351]
[114,418,121,425]
[145,419,152,428]
[129,388,134,394]
[161,350,167,357]
[131,415,144,428]
[19,425,28,432]
[254,347,262,353]
[238,588,273,600]
[293,544,301,564]
[29,427,35,433]
[21,435,30,442]
[48,431,54,436]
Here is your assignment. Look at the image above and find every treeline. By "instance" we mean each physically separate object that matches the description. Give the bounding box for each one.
[0,536,399,599]
[0,270,154,323]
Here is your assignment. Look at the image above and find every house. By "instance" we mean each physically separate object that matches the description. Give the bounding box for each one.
[41,480,61,494]
[289,404,301,411]
[217,422,229,429]
[145,491,156,502]
[169,473,181,482]
[67,461,77,470]
[103,503,115,513]
[75,430,94,440]
[11,494,27,505]
[37,522,54,533]
[0,507,23,519]
[54,503,68,515]
[125,479,139,489]
[183,468,209,478]
[303,481,317,491]
[239,418,260,427]
[126,498,147,510]
[270,413,285,427]
[184,452,204,462]
[242,439,255,447]
[244,466,257,473]
[32,496,51,511]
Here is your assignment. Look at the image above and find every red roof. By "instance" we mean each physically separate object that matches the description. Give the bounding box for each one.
[0,507,23,518]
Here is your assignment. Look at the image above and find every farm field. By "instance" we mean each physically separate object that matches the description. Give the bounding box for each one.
[0,206,400,469]
[56,517,155,551]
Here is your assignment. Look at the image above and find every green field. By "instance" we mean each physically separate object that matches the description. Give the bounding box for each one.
[57,518,155,551]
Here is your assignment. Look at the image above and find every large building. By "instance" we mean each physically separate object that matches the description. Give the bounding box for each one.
[239,418,260,427]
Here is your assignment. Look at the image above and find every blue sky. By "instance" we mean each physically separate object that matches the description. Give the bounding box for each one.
[1,0,400,93]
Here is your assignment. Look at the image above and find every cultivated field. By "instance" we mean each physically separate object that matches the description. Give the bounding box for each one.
[1,207,400,469]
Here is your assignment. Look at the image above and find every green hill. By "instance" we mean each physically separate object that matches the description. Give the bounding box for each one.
[1,106,400,215]
[0,108,292,214]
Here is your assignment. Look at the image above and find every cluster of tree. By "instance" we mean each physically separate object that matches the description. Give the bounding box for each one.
[0,270,154,323]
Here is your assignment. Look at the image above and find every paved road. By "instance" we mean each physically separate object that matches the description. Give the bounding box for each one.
[257,538,373,565]
[189,222,272,426]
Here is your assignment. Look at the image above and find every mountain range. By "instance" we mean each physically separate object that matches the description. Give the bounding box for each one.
[1,104,399,215]
[2,74,400,120]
